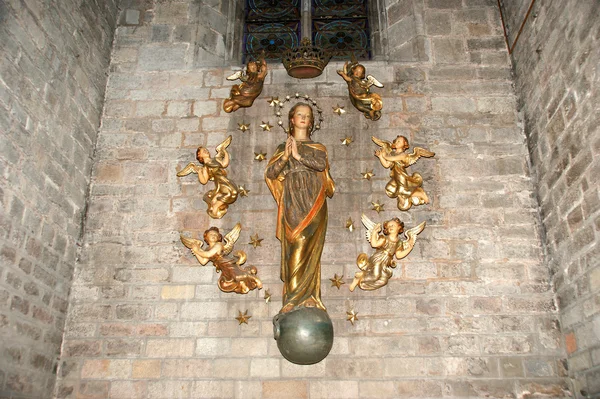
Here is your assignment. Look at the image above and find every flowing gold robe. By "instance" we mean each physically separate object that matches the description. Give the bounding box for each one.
[265,141,335,312]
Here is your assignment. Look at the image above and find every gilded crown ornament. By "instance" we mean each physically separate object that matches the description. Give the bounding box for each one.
[282,37,332,79]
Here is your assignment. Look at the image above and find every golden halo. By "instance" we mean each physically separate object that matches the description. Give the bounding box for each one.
[271,93,325,134]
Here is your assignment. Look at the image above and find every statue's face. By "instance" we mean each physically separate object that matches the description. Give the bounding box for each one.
[206,230,220,244]
[386,220,402,235]
[392,137,408,151]
[197,147,210,160]
[353,65,365,78]
[248,62,258,73]
[290,105,312,132]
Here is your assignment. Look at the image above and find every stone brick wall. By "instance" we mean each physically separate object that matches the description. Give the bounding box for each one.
[0,0,118,398]
[501,0,600,397]
[56,0,570,398]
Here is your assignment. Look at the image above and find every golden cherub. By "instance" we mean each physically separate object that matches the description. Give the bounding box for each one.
[180,223,262,294]
[350,214,425,292]
[337,57,384,120]
[177,135,239,219]
[223,56,268,113]
[373,135,435,211]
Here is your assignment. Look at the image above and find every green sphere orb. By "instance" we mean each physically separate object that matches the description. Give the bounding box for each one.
[273,307,334,365]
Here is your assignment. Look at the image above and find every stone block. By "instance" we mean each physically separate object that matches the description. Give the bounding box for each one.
[122,9,141,26]
[138,44,188,71]
[132,359,161,379]
[160,285,195,299]
[262,380,308,399]
[433,38,467,63]
[148,381,190,399]
[146,339,195,358]
[431,97,477,113]
[81,359,131,379]
[426,0,462,9]
[425,11,452,35]
[154,2,190,24]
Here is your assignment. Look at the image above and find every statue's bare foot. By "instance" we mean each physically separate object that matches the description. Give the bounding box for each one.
[303,298,318,308]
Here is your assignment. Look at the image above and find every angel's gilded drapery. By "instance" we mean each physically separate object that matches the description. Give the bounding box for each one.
[202,158,238,218]
[180,223,262,295]
[265,141,334,312]
[350,215,426,292]
[223,58,267,113]
[176,136,239,219]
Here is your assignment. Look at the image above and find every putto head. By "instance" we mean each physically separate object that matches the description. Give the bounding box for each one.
[203,226,223,244]
[383,217,404,235]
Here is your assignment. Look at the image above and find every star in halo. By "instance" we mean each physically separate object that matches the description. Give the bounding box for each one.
[238,122,250,132]
[254,151,267,162]
[341,136,353,146]
[346,309,358,325]
[264,289,271,303]
[235,310,251,325]
[249,233,263,248]
[260,121,273,131]
[330,273,345,289]
[345,217,355,232]
[268,97,280,107]
[371,201,385,213]
[361,169,374,180]
[333,105,346,116]
[238,185,249,197]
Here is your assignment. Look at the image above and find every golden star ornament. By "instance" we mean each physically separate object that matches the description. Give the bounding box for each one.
[237,122,250,132]
[260,121,273,131]
[268,97,280,107]
[371,201,385,213]
[330,273,345,289]
[264,289,271,303]
[254,151,267,162]
[235,310,251,325]
[238,185,249,197]
[333,105,346,116]
[346,217,355,232]
[346,309,358,325]
[341,136,353,146]
[249,233,264,248]
[361,169,374,180]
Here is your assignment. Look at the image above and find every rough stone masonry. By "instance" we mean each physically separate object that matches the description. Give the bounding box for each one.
[0,0,596,398]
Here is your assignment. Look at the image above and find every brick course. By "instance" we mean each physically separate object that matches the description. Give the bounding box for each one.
[501,0,600,397]
[50,1,572,398]
[0,0,118,397]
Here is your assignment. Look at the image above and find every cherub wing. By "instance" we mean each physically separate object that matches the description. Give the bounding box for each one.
[180,235,204,256]
[372,136,392,153]
[215,135,232,166]
[177,162,201,177]
[222,222,242,255]
[226,70,245,81]
[365,75,384,88]
[361,213,381,246]
[405,147,436,167]
[215,135,232,155]
[398,221,426,255]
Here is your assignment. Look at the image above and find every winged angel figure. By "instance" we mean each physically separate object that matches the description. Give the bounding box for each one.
[177,136,239,219]
[373,135,435,211]
[222,56,268,113]
[349,215,425,292]
[337,57,384,120]
[180,223,262,294]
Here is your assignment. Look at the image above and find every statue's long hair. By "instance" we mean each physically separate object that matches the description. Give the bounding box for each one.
[288,102,314,137]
